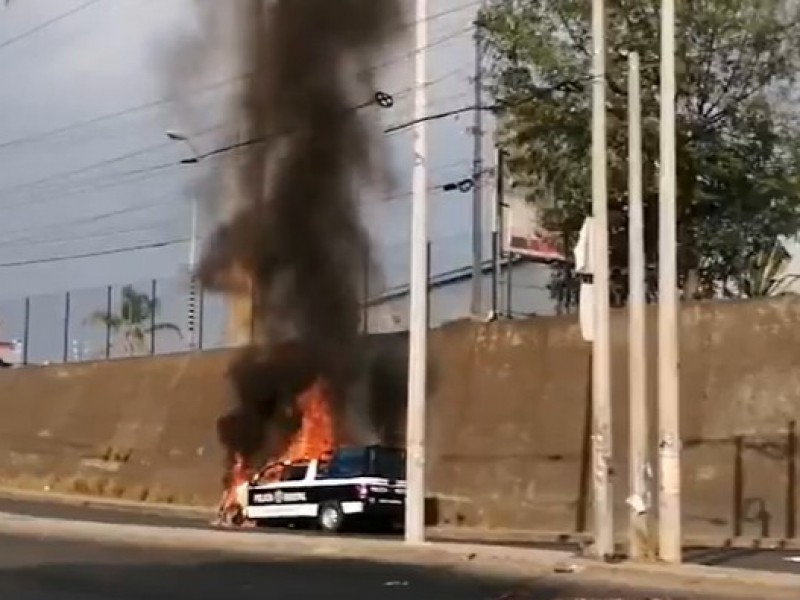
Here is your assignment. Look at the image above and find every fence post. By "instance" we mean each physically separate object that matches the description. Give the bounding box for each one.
[105,285,112,359]
[491,147,504,317]
[22,297,30,366]
[362,246,370,335]
[788,421,797,539]
[197,283,205,351]
[505,252,514,318]
[150,279,157,356]
[249,285,257,345]
[62,292,71,364]
[426,241,432,329]
[733,435,744,537]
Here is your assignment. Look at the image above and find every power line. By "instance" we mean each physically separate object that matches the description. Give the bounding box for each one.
[0,75,244,152]
[0,0,102,52]
[2,69,517,211]
[0,75,417,199]
[0,121,229,199]
[0,27,477,202]
[0,238,189,269]
[0,203,184,249]
[367,24,473,76]
[384,77,591,133]
[0,60,478,199]
[0,191,178,238]
[0,219,183,252]
[4,158,478,248]
[398,0,482,30]
[0,15,476,153]
[0,158,485,264]
[0,88,494,212]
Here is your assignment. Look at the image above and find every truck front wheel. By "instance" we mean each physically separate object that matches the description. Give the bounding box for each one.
[318,502,344,533]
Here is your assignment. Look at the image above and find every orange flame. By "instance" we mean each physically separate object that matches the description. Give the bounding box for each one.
[216,379,337,523]
[255,378,336,483]
[279,378,336,463]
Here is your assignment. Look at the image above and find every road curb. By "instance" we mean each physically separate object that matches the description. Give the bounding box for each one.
[4,487,799,552]
[429,525,800,551]
[0,511,796,598]
[0,487,213,518]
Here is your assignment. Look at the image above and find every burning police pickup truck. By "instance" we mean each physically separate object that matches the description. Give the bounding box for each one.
[229,445,406,533]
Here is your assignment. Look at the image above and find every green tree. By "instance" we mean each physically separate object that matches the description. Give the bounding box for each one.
[479,0,800,301]
[87,285,182,356]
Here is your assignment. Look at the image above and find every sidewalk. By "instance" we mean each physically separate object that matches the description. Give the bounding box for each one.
[0,508,797,599]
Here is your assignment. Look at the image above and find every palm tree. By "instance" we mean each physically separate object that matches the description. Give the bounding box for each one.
[86,285,182,357]
[739,240,799,298]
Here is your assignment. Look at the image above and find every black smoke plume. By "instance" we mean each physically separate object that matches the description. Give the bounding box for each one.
[183,0,404,470]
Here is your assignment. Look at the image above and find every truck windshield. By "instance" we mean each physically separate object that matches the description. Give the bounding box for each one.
[369,447,405,480]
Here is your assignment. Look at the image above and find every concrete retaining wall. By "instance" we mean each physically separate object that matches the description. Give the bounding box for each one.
[0,351,231,505]
[0,298,798,540]
[427,298,800,540]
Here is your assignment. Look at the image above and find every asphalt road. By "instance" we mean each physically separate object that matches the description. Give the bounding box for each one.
[0,531,751,600]
[0,494,798,576]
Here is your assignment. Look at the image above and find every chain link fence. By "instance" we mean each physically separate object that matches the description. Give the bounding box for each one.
[0,237,558,367]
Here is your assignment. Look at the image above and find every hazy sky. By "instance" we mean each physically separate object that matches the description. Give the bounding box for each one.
[0,0,495,303]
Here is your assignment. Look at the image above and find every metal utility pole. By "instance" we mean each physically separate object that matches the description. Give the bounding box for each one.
[591,0,614,559]
[627,51,649,559]
[658,0,682,564]
[405,0,429,545]
[491,148,504,316]
[470,15,485,317]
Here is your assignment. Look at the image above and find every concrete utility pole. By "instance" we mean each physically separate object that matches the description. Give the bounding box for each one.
[627,51,649,559]
[187,196,200,350]
[658,0,682,564]
[405,0,429,545]
[470,13,485,317]
[590,0,614,559]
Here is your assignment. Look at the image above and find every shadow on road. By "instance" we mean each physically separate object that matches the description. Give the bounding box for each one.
[0,555,609,600]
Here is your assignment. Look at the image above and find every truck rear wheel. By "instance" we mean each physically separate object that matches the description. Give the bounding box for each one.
[318,501,344,533]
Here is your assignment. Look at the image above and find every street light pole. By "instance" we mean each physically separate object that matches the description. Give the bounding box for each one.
[166,130,201,350]
[591,0,614,559]
[189,196,199,270]
[658,0,682,564]
[405,0,429,545]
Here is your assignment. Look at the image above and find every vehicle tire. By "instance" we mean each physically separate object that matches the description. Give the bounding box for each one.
[318,502,345,534]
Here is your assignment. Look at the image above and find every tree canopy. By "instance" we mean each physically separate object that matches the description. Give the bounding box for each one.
[479,0,800,301]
